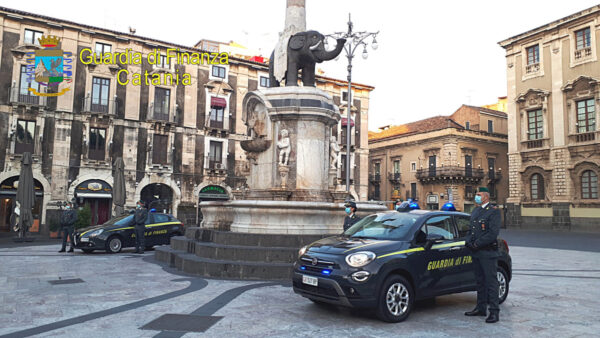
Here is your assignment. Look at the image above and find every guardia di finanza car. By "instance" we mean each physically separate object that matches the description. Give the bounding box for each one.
[292,210,512,322]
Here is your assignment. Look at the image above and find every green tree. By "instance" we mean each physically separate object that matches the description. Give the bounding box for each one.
[75,204,92,229]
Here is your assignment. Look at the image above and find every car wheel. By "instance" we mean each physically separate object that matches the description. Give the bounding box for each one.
[105,236,123,254]
[376,275,414,323]
[82,249,94,254]
[497,266,509,304]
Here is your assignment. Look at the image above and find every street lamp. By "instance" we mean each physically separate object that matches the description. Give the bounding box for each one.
[327,14,378,194]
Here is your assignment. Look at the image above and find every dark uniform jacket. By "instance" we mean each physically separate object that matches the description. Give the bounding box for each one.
[133,208,148,227]
[343,214,361,232]
[60,209,77,228]
[467,203,501,257]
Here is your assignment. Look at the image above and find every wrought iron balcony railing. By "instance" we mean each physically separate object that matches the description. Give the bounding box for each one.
[416,166,484,183]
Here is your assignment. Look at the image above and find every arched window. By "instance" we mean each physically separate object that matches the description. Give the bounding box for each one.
[530,173,544,200]
[581,170,598,199]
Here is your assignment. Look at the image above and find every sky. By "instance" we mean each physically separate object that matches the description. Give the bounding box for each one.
[3,0,599,130]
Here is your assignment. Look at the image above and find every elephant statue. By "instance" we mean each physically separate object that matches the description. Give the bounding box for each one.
[269,30,345,87]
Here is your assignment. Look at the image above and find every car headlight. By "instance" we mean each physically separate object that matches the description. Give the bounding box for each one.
[298,245,308,257]
[345,251,376,267]
[89,229,104,237]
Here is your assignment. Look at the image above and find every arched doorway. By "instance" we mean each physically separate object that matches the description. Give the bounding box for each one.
[197,185,230,224]
[0,176,44,233]
[141,183,173,214]
[75,179,113,226]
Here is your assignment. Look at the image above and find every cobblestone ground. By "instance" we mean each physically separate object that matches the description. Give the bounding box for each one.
[0,245,598,338]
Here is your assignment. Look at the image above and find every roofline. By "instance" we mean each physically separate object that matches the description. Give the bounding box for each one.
[0,6,374,91]
[368,125,508,144]
[498,4,600,48]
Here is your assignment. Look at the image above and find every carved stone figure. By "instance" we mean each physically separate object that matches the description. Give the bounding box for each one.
[269,31,346,87]
[329,135,340,169]
[277,129,291,166]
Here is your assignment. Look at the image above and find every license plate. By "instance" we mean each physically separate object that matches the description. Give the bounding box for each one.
[80,238,89,242]
[302,275,318,287]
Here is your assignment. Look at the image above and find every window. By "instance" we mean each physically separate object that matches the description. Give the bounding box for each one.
[88,128,106,160]
[393,160,400,174]
[465,121,470,130]
[24,29,43,45]
[18,65,40,104]
[488,158,496,179]
[209,141,223,169]
[95,42,112,55]
[487,120,493,133]
[528,109,543,140]
[15,119,35,154]
[154,87,171,121]
[455,216,470,238]
[526,45,539,65]
[152,134,168,165]
[156,54,169,69]
[410,162,416,172]
[374,162,380,175]
[259,76,270,88]
[410,183,417,200]
[154,214,169,223]
[530,173,544,200]
[576,99,596,133]
[342,90,348,102]
[212,65,226,79]
[575,27,591,50]
[91,77,110,113]
[581,170,598,199]
[465,185,474,199]
[210,105,224,129]
[425,215,454,240]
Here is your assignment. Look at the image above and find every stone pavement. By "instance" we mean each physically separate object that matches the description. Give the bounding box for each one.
[0,244,598,337]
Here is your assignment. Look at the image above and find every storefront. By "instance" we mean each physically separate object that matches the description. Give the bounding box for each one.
[197,185,230,223]
[0,176,44,233]
[75,179,112,226]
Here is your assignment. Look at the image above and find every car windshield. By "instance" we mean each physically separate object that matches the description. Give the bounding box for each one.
[343,213,418,240]
[107,215,134,226]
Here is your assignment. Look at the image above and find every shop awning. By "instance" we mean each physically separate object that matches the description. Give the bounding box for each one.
[211,97,227,108]
[75,192,112,198]
[341,117,355,127]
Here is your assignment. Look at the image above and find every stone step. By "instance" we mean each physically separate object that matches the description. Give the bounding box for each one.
[154,246,293,280]
[185,228,333,248]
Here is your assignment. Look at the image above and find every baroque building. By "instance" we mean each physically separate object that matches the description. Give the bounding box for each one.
[499,5,600,232]
[0,6,373,236]
[368,105,508,214]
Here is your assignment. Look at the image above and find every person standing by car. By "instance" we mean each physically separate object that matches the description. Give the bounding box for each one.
[133,200,148,254]
[464,187,501,323]
[58,201,77,253]
[343,201,360,232]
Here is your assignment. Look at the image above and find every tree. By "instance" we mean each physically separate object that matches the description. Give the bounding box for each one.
[75,204,92,229]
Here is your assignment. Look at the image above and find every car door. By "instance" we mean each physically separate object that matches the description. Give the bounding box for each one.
[452,215,477,289]
[415,215,464,296]
[148,213,170,245]
[143,213,156,246]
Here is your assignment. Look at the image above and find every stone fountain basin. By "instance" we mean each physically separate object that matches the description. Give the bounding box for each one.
[199,200,388,235]
[240,139,271,153]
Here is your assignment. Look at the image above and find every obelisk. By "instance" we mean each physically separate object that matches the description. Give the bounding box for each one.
[273,0,306,84]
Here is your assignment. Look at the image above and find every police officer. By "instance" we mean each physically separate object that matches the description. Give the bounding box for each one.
[343,201,360,232]
[133,200,148,254]
[58,201,77,253]
[464,187,501,323]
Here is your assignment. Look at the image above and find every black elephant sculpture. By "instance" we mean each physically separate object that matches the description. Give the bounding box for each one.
[269,30,345,87]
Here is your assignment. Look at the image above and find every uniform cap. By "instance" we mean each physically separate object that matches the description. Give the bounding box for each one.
[477,187,489,193]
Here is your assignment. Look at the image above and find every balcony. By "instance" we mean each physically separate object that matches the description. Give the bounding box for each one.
[487,170,502,183]
[8,86,46,107]
[388,172,401,183]
[574,47,592,61]
[569,131,596,143]
[81,96,117,115]
[521,138,549,150]
[369,173,381,183]
[204,156,227,175]
[416,166,484,183]
[526,62,540,74]
[148,102,176,124]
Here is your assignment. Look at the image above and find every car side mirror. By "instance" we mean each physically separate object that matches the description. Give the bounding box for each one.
[425,233,444,250]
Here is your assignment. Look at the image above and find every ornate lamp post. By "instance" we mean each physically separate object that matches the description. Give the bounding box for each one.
[326,14,378,194]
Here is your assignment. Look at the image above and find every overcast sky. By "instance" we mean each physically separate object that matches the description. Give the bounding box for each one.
[3,0,599,130]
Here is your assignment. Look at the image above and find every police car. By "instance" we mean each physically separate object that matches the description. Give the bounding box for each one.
[292,208,512,322]
[73,212,184,254]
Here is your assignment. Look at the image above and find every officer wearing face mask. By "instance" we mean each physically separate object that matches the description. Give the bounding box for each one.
[464,187,501,323]
[133,200,148,254]
[343,201,360,232]
[58,201,77,253]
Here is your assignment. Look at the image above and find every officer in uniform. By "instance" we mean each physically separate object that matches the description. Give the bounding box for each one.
[464,187,501,323]
[133,200,148,254]
[58,201,77,253]
[343,201,360,232]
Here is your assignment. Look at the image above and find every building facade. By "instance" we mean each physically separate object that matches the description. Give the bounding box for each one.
[0,6,373,236]
[499,5,600,232]
[368,105,508,214]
